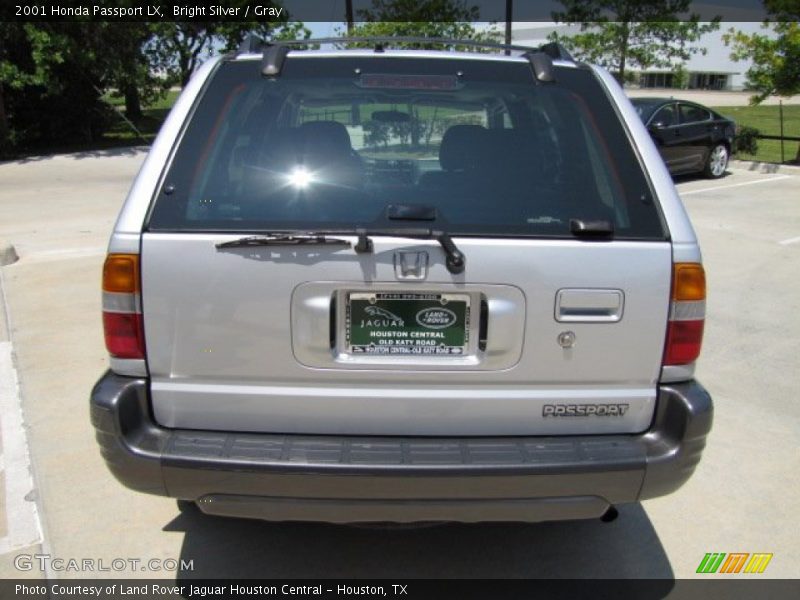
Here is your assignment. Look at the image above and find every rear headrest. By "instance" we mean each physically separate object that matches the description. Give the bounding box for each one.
[439,124,488,171]
[254,128,295,164]
[298,120,353,154]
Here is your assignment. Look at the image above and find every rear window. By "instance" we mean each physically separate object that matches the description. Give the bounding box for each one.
[148,55,665,240]
[679,103,712,124]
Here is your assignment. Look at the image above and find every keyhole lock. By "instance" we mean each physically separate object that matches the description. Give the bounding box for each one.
[558,331,576,348]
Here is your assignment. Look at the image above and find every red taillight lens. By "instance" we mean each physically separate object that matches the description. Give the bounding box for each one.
[103,312,145,359]
[102,254,144,360]
[664,319,704,365]
[664,263,706,367]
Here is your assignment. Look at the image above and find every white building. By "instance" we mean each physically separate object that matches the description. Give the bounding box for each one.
[512,22,775,91]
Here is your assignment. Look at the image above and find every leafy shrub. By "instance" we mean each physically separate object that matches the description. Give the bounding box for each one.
[734,125,760,155]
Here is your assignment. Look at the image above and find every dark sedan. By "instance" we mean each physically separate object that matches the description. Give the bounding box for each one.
[631,97,735,178]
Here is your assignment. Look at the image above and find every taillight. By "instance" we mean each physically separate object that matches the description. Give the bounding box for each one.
[102,254,144,359]
[664,263,706,366]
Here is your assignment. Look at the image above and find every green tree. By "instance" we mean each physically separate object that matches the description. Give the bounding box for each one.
[550,0,720,84]
[725,1,800,162]
[723,6,800,104]
[347,0,500,50]
[104,24,168,121]
[1,25,39,149]
[0,23,76,150]
[0,15,312,155]
[672,63,690,89]
[0,23,123,154]
[149,19,310,88]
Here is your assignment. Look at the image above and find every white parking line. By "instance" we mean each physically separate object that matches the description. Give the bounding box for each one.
[778,236,800,246]
[20,246,106,264]
[0,341,43,554]
[680,175,793,196]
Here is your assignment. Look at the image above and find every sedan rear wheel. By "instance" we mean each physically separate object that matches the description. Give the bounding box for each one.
[704,143,729,178]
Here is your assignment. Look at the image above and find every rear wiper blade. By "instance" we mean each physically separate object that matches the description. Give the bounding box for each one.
[216,234,351,248]
[351,228,465,275]
[216,233,352,249]
[217,230,464,273]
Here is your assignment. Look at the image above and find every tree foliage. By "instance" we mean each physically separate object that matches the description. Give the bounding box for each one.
[0,23,120,153]
[0,14,310,155]
[734,125,760,155]
[549,0,720,83]
[347,0,499,50]
[723,0,800,104]
[149,19,310,88]
[106,24,171,120]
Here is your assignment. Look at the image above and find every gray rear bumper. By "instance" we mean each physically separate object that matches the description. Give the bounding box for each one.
[90,372,712,523]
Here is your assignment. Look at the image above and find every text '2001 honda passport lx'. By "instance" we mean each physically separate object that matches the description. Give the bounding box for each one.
[91,38,712,524]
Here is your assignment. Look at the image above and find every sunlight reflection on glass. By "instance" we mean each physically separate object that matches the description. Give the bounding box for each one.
[286,166,314,188]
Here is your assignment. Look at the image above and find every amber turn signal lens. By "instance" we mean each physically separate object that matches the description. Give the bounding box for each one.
[102,254,140,293]
[672,263,705,301]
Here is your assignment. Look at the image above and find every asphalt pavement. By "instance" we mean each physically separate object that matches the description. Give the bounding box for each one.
[0,148,798,580]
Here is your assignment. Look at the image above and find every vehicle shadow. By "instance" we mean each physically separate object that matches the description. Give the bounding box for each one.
[165,503,674,583]
[671,170,733,184]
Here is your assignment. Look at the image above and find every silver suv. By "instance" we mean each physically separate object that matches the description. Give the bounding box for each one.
[91,38,712,524]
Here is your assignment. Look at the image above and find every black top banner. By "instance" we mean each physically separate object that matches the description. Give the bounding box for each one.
[0,0,781,23]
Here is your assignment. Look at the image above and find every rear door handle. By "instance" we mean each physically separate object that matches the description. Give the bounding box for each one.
[555,289,624,323]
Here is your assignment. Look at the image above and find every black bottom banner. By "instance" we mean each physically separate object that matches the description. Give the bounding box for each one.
[2,579,800,600]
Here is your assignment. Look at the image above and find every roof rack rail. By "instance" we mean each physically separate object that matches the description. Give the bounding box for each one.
[236,36,544,57]
[235,36,573,81]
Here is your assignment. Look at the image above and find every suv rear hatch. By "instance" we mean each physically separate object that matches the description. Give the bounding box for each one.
[140,52,671,436]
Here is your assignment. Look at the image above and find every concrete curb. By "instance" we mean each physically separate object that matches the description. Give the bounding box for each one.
[730,159,800,176]
[0,241,18,267]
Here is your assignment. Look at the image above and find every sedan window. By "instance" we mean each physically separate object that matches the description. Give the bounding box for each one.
[679,104,711,124]
[651,105,676,127]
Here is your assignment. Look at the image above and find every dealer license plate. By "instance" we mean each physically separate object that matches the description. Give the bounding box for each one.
[346,292,470,356]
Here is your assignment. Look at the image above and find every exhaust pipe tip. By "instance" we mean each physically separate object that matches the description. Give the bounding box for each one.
[600,506,619,523]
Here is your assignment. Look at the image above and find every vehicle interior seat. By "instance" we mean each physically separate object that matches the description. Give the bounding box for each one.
[295,121,365,202]
[418,124,489,191]
[239,121,367,220]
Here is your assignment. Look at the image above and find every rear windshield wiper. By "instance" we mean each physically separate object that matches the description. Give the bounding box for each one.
[216,229,465,274]
[351,228,465,275]
[215,233,352,249]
